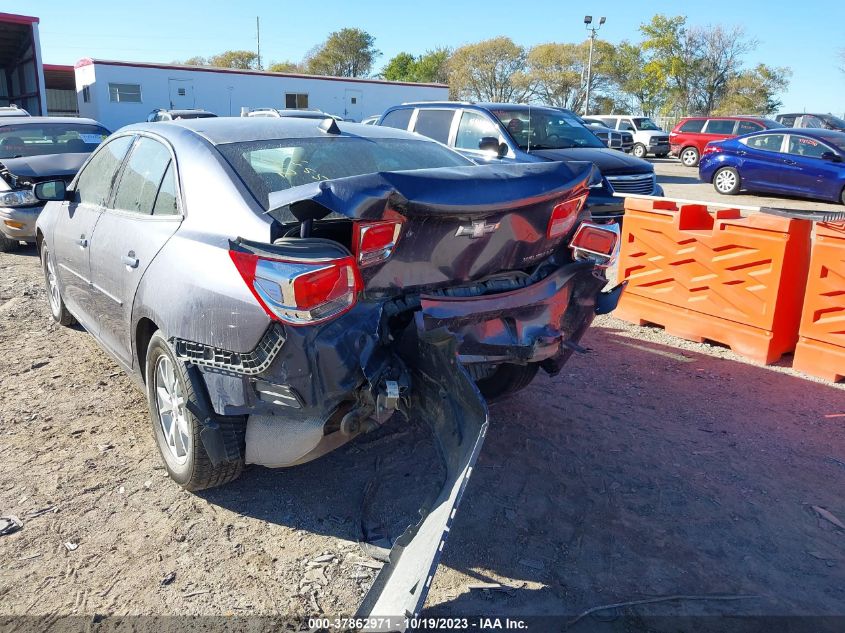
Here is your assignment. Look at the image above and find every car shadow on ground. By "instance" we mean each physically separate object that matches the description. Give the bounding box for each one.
[657,173,702,185]
[198,323,845,623]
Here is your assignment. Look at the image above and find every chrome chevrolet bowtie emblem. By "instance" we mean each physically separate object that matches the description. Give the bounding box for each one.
[455,220,500,238]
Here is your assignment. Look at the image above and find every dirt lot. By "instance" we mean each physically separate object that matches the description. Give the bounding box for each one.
[1,243,844,630]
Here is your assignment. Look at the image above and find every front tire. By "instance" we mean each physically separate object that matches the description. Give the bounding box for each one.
[41,245,75,326]
[681,147,700,167]
[840,186,845,206]
[632,143,647,158]
[713,167,741,195]
[146,330,243,491]
[476,363,539,401]
[0,233,19,253]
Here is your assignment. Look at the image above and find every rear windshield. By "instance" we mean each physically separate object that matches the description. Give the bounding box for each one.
[761,119,786,129]
[0,122,110,159]
[821,114,845,130]
[490,108,605,150]
[218,136,472,209]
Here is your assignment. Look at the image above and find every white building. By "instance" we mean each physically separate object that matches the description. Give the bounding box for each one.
[74,59,449,131]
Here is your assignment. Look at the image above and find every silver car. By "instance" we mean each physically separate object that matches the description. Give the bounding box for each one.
[35,116,621,617]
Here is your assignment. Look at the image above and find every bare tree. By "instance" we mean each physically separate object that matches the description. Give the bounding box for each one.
[694,25,757,114]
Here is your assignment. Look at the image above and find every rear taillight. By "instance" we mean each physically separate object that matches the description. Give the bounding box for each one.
[702,144,721,156]
[352,219,403,267]
[229,250,361,325]
[570,222,621,268]
[547,193,588,239]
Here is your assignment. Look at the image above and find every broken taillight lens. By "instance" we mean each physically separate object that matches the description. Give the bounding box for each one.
[547,193,588,239]
[569,222,621,268]
[229,250,362,325]
[352,220,403,267]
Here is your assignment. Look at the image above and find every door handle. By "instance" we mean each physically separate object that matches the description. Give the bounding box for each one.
[783,159,797,165]
[76,236,88,248]
[122,253,139,269]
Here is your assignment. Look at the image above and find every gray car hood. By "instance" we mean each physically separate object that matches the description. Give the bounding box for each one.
[530,147,652,175]
[0,153,89,179]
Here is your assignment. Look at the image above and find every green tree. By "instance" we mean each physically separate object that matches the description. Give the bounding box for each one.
[305,28,380,77]
[179,56,208,67]
[639,14,701,116]
[414,48,451,83]
[206,50,260,70]
[268,61,302,73]
[713,64,791,115]
[382,52,417,81]
[448,37,532,102]
[605,41,665,116]
[525,43,583,109]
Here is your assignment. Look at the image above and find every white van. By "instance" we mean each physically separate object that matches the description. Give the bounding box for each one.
[586,115,671,158]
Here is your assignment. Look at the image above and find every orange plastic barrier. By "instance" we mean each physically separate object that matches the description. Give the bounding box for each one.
[615,197,811,364]
[793,222,845,382]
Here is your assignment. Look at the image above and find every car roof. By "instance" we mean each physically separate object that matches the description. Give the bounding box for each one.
[745,128,845,140]
[118,116,436,146]
[0,116,105,127]
[680,115,770,121]
[393,101,576,114]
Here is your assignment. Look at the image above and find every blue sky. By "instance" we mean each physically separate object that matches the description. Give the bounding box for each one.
[16,0,845,115]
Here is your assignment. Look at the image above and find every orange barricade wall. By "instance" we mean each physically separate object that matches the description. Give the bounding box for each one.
[793,222,845,382]
[615,197,812,364]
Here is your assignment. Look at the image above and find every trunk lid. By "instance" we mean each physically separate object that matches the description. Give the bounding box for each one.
[267,161,596,294]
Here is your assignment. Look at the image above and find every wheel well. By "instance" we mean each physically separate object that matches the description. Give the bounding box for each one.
[136,318,159,383]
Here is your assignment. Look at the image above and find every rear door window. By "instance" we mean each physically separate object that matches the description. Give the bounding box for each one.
[76,135,135,207]
[737,120,764,135]
[413,109,456,144]
[704,119,737,135]
[152,162,179,215]
[744,134,785,153]
[787,136,830,159]
[678,119,705,133]
[111,137,173,215]
[379,108,413,130]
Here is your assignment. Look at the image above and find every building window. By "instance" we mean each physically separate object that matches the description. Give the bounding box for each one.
[82,85,91,103]
[285,93,308,109]
[108,83,142,103]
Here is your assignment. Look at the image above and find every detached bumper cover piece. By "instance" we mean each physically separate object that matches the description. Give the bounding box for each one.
[357,328,488,623]
[171,324,285,376]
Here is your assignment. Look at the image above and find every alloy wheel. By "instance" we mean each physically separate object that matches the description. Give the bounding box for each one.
[45,254,61,317]
[715,169,738,193]
[154,356,191,465]
[682,148,698,166]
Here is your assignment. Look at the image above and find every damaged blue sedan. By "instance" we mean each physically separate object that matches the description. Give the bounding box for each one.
[34,117,623,618]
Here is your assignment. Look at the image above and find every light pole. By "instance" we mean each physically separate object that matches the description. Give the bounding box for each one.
[583,15,606,116]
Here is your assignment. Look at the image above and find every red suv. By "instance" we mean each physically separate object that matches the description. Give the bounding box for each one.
[669,116,784,167]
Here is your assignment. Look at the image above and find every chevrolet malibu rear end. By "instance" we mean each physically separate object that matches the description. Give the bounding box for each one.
[35,118,622,617]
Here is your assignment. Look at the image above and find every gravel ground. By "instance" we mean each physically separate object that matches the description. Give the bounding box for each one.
[1,242,844,630]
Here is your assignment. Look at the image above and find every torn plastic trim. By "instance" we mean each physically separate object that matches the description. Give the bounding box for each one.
[356,327,489,626]
[170,324,285,376]
[595,281,627,315]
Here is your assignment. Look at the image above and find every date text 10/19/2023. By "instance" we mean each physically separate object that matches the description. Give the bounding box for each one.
[308,617,530,630]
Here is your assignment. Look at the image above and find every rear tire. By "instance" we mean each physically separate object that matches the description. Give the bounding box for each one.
[681,147,700,167]
[632,143,647,158]
[41,245,75,326]
[476,363,540,401]
[713,167,741,195]
[0,234,19,253]
[146,330,243,491]
[840,187,845,206]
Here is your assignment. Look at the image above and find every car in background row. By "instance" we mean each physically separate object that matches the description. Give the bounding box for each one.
[0,105,30,118]
[146,109,217,122]
[378,102,663,220]
[361,115,380,125]
[242,108,334,120]
[776,113,845,132]
[698,129,845,205]
[577,117,634,152]
[586,115,670,158]
[670,115,784,167]
[0,116,110,252]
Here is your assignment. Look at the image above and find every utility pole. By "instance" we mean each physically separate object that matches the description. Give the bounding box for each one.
[583,15,606,116]
[256,17,262,70]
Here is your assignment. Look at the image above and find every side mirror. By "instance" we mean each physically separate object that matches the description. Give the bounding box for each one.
[821,151,843,163]
[33,180,67,202]
[478,137,508,158]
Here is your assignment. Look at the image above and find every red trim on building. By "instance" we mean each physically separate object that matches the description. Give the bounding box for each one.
[0,12,39,24]
[73,58,448,89]
[43,64,74,73]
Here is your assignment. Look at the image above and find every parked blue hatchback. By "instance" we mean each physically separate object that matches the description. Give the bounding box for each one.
[699,129,845,205]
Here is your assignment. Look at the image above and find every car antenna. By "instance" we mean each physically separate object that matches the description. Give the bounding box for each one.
[319,117,341,135]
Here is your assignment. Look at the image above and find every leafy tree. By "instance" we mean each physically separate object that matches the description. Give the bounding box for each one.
[448,37,532,102]
[605,41,665,116]
[713,64,791,115]
[639,15,701,116]
[525,43,583,110]
[382,52,417,81]
[268,61,302,73]
[414,48,451,84]
[305,28,380,77]
[694,25,757,114]
[206,50,260,70]
[180,56,208,67]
